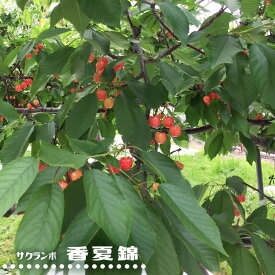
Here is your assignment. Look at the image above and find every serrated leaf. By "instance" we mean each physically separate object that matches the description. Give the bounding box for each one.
[253,218,275,239]
[0,122,34,165]
[114,176,157,263]
[0,100,19,121]
[15,184,64,270]
[56,208,99,266]
[84,170,132,246]
[0,157,38,217]
[65,93,98,139]
[251,234,275,275]
[114,93,151,150]
[247,205,267,223]
[241,0,260,17]
[159,183,227,255]
[38,141,87,169]
[207,35,242,68]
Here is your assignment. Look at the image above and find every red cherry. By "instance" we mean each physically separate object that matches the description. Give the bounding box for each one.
[88,53,95,63]
[25,79,32,86]
[166,32,173,38]
[26,53,32,59]
[169,125,181,137]
[33,49,40,55]
[93,74,101,83]
[233,205,240,217]
[0,116,4,122]
[33,100,39,106]
[99,57,109,66]
[175,161,184,169]
[237,195,246,203]
[148,116,161,128]
[15,85,22,92]
[70,88,76,93]
[37,44,43,50]
[107,165,120,174]
[96,61,106,71]
[210,92,218,99]
[120,157,133,171]
[163,116,174,128]
[256,114,263,120]
[96,90,107,101]
[198,83,204,89]
[243,50,248,55]
[58,180,68,191]
[69,169,83,181]
[27,103,34,110]
[104,98,114,109]
[114,62,125,72]
[20,82,27,89]
[155,132,167,144]
[157,113,163,119]
[203,96,211,105]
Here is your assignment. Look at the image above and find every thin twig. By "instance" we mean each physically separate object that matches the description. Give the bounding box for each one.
[198,7,226,31]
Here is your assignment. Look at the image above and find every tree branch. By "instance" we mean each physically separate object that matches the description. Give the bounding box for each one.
[198,7,226,31]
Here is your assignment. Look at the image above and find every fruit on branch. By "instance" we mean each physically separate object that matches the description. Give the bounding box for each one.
[93,74,101,83]
[209,92,221,99]
[20,82,27,89]
[33,100,39,106]
[25,79,32,86]
[203,96,211,105]
[37,44,44,50]
[169,125,181,137]
[148,116,161,128]
[233,204,240,217]
[155,132,167,144]
[26,53,32,59]
[69,169,83,182]
[198,83,204,89]
[70,88,76,93]
[243,50,248,55]
[157,113,163,119]
[15,85,22,92]
[256,114,263,120]
[27,103,34,109]
[107,165,120,174]
[175,161,184,169]
[163,116,174,128]
[58,180,69,191]
[166,32,173,38]
[120,157,133,171]
[88,53,95,63]
[114,62,125,72]
[96,89,107,101]
[38,161,48,171]
[237,195,246,203]
[33,49,39,55]
[0,116,4,122]
[99,57,109,66]
[104,98,114,109]
[152,183,159,191]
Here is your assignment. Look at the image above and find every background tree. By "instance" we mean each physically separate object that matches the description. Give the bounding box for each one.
[0,0,275,274]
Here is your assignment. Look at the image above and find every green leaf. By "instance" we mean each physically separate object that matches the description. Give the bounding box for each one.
[226,176,246,195]
[128,80,168,108]
[78,0,121,28]
[55,92,77,129]
[56,208,99,265]
[251,234,275,275]
[16,0,28,10]
[83,29,110,54]
[253,218,275,239]
[205,130,223,159]
[38,141,87,169]
[114,176,157,264]
[0,122,34,165]
[207,35,242,68]
[18,40,35,60]
[247,205,267,223]
[159,184,227,255]
[38,46,74,76]
[37,28,71,40]
[214,0,241,12]
[0,63,9,74]
[50,4,63,27]
[0,157,38,217]
[193,184,209,202]
[114,93,151,150]
[65,93,98,139]
[0,100,19,121]
[98,118,116,139]
[250,43,275,109]
[141,151,184,184]
[60,0,90,33]
[161,201,221,271]
[211,190,235,224]
[15,184,64,268]
[159,62,183,96]
[84,170,132,246]
[103,31,129,49]
[159,2,189,44]
[241,0,260,17]
[228,246,261,275]
[240,133,257,164]
[146,207,180,275]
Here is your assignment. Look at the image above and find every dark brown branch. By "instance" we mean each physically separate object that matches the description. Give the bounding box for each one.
[247,119,272,127]
[198,7,226,31]
[142,1,205,55]
[184,125,213,135]
[241,181,275,204]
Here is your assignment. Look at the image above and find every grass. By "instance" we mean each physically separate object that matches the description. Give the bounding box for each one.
[0,152,275,271]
